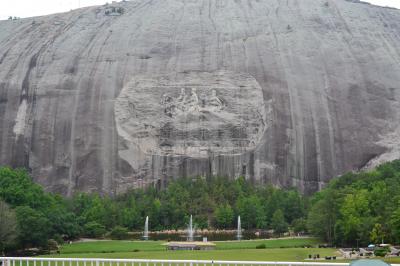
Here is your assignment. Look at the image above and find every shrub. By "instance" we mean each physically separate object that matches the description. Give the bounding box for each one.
[52,234,64,245]
[83,222,106,238]
[47,239,59,252]
[110,226,129,240]
[256,243,266,249]
[374,248,389,257]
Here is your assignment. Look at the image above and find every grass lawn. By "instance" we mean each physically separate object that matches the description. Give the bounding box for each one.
[50,238,338,261]
[60,238,321,254]
[216,238,321,250]
[44,238,400,264]
[51,248,338,261]
[385,257,400,264]
[60,241,165,254]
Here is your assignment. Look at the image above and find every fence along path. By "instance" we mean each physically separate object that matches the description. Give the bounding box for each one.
[2,258,399,266]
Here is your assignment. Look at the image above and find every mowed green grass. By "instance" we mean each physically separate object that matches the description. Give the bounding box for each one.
[59,238,320,254]
[60,241,165,254]
[215,238,321,250]
[51,248,338,261]
[44,238,400,263]
[49,238,338,261]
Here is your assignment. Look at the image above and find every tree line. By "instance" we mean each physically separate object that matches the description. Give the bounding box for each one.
[307,160,400,247]
[1,159,400,254]
[0,168,306,254]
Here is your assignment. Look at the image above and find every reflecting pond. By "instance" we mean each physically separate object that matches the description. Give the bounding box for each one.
[128,230,273,241]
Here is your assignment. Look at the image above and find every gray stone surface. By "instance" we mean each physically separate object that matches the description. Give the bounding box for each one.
[0,0,399,195]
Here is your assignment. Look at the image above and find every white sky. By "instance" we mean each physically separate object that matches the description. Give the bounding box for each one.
[0,0,399,20]
[0,0,109,20]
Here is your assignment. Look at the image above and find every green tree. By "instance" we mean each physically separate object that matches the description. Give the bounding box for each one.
[119,207,140,230]
[0,167,50,209]
[0,201,18,254]
[214,204,234,228]
[307,189,337,244]
[45,200,81,239]
[282,190,305,224]
[370,223,385,244]
[307,160,400,246]
[271,209,288,236]
[160,182,189,228]
[390,204,400,244]
[292,218,307,234]
[236,195,266,229]
[336,190,371,245]
[80,195,108,225]
[83,222,106,238]
[15,206,50,248]
[110,226,129,240]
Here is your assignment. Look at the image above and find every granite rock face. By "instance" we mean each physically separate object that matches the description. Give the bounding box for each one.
[0,0,399,195]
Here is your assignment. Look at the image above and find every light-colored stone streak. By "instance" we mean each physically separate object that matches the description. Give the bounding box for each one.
[12,99,27,137]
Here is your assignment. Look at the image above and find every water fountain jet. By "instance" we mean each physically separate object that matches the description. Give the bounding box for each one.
[187,215,194,241]
[237,216,242,240]
[163,214,216,250]
[143,216,149,240]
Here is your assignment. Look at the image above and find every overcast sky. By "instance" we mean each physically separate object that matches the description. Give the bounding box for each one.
[0,0,399,20]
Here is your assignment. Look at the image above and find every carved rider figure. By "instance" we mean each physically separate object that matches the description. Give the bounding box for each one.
[176,88,187,113]
[186,88,200,112]
[161,94,175,117]
[207,89,224,111]
[177,88,186,102]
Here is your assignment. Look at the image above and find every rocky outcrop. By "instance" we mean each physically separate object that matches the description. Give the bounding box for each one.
[0,0,399,195]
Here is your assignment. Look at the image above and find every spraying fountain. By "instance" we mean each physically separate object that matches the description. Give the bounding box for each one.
[237,216,242,240]
[187,215,194,241]
[163,214,216,250]
[143,216,149,240]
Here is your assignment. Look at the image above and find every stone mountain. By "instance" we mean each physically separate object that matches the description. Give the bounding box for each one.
[0,0,399,195]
